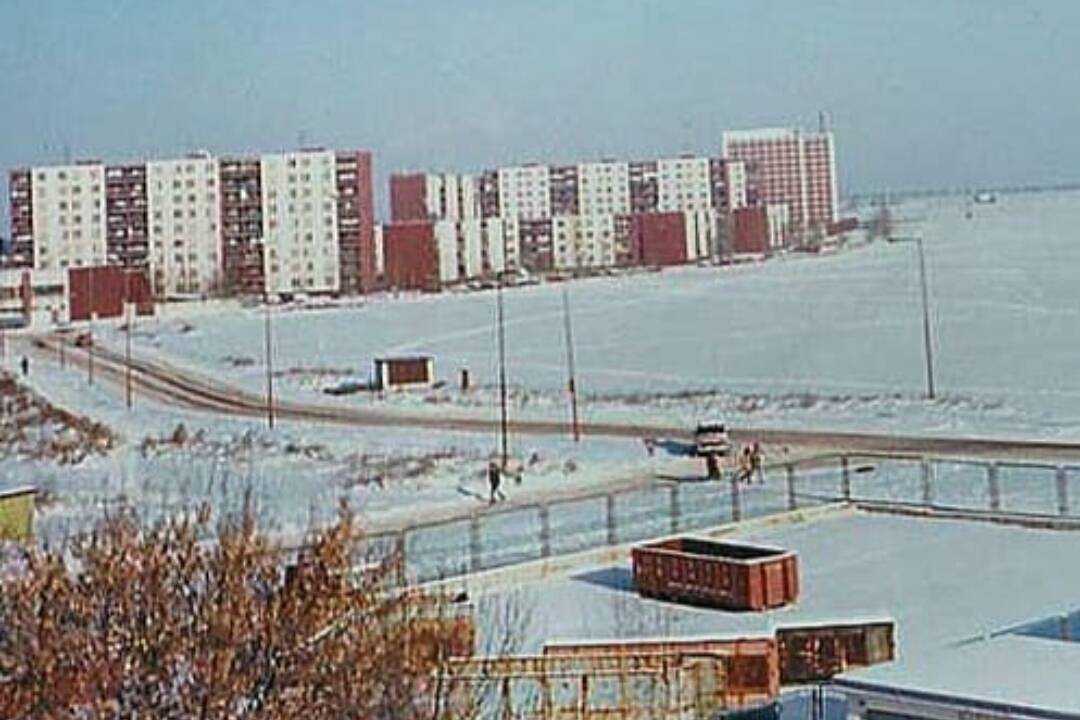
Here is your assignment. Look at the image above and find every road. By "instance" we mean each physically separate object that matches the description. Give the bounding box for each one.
[26,333,1080,463]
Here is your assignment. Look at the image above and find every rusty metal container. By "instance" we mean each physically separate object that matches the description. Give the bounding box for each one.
[632,537,799,611]
[544,636,780,702]
[776,620,896,683]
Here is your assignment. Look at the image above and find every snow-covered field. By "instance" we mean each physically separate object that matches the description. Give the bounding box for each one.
[9,189,1080,545]
[105,189,1080,439]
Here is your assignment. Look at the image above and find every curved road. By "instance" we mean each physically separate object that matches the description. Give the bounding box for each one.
[28,334,1080,463]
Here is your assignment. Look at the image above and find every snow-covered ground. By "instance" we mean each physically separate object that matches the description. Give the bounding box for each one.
[101,189,1080,440]
[9,189,1080,545]
[471,510,1080,716]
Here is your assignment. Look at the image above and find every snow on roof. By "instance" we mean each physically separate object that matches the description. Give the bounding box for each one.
[476,511,1080,713]
[840,634,1080,716]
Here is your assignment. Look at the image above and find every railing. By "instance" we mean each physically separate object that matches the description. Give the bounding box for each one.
[357,453,1080,585]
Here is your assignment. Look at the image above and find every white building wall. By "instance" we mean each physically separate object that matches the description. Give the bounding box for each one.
[373,224,384,275]
[261,150,340,295]
[146,155,221,296]
[433,220,460,284]
[482,218,506,275]
[459,219,484,278]
[766,204,790,249]
[684,210,716,260]
[577,214,615,268]
[497,165,550,220]
[30,163,107,272]
[577,161,629,217]
[724,160,748,211]
[500,216,521,270]
[552,215,580,269]
[657,157,712,213]
[431,173,481,220]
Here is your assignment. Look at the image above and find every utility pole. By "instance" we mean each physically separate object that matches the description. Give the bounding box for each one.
[264,291,276,427]
[496,276,509,470]
[889,235,936,399]
[915,237,936,400]
[87,267,95,385]
[124,268,133,410]
[561,286,581,442]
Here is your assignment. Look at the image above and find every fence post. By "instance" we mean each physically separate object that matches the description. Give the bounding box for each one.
[606,493,617,545]
[730,475,742,522]
[921,458,933,507]
[538,503,551,558]
[987,463,1001,512]
[786,464,797,511]
[1056,466,1069,517]
[469,515,482,573]
[840,456,851,501]
[669,485,681,535]
[395,531,407,586]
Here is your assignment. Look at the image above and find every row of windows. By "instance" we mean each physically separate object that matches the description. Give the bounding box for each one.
[35,183,101,197]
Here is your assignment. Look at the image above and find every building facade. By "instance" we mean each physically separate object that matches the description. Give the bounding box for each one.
[380,151,755,289]
[721,127,837,240]
[146,153,221,296]
[7,147,375,299]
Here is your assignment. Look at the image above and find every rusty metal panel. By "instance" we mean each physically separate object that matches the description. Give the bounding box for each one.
[443,651,768,720]
[776,620,896,684]
[542,637,779,700]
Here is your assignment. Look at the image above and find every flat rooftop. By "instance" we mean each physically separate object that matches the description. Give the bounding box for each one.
[472,509,1080,714]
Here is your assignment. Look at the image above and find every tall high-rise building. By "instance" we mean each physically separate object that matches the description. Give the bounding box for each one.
[7,147,375,298]
[146,153,221,296]
[721,127,838,236]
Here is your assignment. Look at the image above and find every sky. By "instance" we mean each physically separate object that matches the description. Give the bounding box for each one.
[1,0,1078,225]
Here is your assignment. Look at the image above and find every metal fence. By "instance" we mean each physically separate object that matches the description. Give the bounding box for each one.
[360,453,1080,585]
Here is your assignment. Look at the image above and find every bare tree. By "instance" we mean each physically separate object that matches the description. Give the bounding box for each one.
[0,500,472,720]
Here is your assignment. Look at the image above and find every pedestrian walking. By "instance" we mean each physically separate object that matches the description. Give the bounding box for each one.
[488,461,503,504]
[643,437,656,457]
[19,356,29,377]
[736,446,753,484]
[706,453,721,480]
[751,441,765,483]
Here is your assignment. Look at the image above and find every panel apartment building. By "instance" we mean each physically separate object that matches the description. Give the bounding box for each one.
[721,127,838,243]
[6,147,375,299]
[382,153,751,290]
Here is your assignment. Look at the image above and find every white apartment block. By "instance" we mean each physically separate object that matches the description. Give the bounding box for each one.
[684,210,717,259]
[724,160,748,211]
[433,218,507,285]
[147,155,221,296]
[260,150,340,295]
[657,156,712,213]
[426,173,480,221]
[577,161,630,217]
[497,164,550,221]
[28,163,107,272]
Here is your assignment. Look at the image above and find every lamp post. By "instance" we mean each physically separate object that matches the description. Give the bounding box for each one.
[87,261,95,385]
[124,264,133,410]
[889,235,936,399]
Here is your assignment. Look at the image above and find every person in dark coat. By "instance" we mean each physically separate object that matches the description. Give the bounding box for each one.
[19,356,28,377]
[488,461,503,504]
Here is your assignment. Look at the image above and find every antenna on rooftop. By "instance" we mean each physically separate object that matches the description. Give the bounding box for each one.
[818,111,830,133]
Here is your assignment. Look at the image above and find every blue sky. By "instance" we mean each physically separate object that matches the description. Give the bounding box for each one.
[1,0,1078,223]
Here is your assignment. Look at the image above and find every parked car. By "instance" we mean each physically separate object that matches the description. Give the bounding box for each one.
[694,419,732,457]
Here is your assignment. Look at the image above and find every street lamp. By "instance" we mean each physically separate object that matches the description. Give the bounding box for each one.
[888,235,936,400]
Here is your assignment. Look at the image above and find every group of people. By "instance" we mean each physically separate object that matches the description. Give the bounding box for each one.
[735,441,765,484]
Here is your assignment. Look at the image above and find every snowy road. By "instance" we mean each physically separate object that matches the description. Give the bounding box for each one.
[28,334,1080,464]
